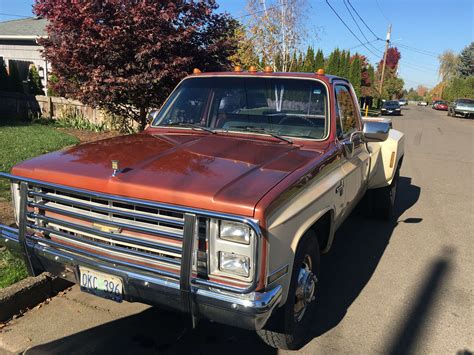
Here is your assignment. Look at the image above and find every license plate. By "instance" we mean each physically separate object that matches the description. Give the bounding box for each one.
[79,266,123,302]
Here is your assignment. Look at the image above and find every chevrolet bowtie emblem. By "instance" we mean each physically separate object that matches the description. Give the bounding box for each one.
[92,223,121,234]
[111,160,120,177]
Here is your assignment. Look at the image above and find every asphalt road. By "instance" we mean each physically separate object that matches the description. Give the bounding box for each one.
[0,105,472,355]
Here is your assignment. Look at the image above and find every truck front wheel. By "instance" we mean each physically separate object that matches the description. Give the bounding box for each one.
[257,232,320,350]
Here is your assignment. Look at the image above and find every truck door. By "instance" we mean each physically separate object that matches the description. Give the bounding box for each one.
[334,83,370,222]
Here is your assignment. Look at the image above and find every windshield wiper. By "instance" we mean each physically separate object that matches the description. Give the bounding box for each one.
[228,126,293,144]
[165,122,216,134]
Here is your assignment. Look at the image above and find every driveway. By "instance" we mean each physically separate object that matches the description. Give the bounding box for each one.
[0,105,472,354]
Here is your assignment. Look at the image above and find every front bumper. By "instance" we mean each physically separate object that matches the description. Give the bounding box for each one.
[0,223,281,330]
[454,110,474,118]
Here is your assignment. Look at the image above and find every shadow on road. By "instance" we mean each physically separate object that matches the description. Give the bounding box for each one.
[28,176,421,354]
[385,246,454,355]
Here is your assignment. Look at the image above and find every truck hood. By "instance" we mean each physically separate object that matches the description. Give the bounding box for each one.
[12,132,324,216]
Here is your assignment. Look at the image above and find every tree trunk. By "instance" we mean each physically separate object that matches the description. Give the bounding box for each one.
[139,106,147,131]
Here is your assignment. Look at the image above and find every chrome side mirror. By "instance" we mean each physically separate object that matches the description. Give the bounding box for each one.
[362,121,390,142]
[146,109,160,125]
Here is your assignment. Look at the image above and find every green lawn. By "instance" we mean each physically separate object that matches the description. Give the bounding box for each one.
[0,119,79,288]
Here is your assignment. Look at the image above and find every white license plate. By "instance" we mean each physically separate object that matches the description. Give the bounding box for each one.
[79,266,123,302]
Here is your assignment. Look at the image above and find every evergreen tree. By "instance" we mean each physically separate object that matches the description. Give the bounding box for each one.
[350,55,362,98]
[27,65,45,95]
[314,49,324,71]
[326,48,341,75]
[302,46,315,72]
[457,42,473,78]
[290,52,298,71]
[297,52,304,72]
[7,62,23,93]
[0,61,8,91]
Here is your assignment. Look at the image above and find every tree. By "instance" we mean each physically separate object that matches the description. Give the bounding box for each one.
[245,0,310,72]
[326,48,341,76]
[416,85,428,97]
[380,47,401,70]
[442,76,474,101]
[27,65,45,95]
[314,49,324,71]
[457,42,473,78]
[7,62,23,93]
[384,76,404,99]
[229,23,259,69]
[438,50,459,82]
[349,55,361,97]
[302,46,315,72]
[34,0,238,128]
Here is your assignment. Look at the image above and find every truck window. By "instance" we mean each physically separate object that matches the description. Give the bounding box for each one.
[335,85,359,137]
[154,77,329,140]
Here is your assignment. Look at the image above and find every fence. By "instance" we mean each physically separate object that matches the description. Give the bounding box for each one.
[0,91,106,125]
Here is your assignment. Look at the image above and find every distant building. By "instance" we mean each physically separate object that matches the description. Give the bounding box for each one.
[0,17,49,93]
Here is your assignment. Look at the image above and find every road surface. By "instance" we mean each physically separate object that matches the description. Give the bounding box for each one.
[0,105,472,354]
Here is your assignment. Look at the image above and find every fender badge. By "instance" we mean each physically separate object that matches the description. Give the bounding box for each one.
[92,223,121,234]
[111,160,120,177]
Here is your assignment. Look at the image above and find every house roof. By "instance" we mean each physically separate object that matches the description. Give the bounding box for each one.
[0,17,47,39]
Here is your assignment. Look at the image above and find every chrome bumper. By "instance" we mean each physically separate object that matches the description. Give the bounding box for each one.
[0,224,281,330]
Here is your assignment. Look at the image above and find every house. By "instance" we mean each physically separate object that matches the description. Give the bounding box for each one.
[0,17,49,92]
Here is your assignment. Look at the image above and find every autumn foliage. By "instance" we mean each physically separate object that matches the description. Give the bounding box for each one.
[34,0,237,128]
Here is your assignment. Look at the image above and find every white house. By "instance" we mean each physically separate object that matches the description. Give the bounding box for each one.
[0,17,49,92]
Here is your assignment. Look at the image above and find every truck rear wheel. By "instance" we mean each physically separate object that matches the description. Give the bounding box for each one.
[257,232,320,350]
[372,167,400,220]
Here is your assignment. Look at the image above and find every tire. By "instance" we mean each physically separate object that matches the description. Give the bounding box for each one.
[257,232,320,350]
[372,167,400,220]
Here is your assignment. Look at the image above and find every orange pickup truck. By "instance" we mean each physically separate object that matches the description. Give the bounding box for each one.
[0,69,404,349]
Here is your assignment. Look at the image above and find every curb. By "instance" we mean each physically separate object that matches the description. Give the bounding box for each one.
[0,273,72,322]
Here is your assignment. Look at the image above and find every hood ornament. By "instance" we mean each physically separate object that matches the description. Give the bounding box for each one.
[111,160,120,177]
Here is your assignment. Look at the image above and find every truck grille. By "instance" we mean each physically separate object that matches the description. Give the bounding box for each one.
[24,183,200,278]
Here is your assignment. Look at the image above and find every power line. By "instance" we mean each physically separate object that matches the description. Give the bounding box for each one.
[375,0,391,23]
[0,12,31,19]
[347,0,383,40]
[325,0,381,58]
[397,43,440,58]
[343,0,377,50]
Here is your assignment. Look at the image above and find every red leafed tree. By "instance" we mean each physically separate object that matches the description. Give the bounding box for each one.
[379,47,401,70]
[34,0,238,128]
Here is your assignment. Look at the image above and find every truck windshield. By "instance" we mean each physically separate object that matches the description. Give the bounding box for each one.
[152,77,328,140]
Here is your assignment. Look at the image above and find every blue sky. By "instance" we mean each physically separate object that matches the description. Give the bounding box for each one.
[1,0,472,89]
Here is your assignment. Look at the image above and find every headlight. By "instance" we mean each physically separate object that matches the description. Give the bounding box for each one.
[208,219,257,282]
[219,251,250,277]
[396,108,401,110]
[219,221,250,244]
[10,183,20,225]
[381,108,387,111]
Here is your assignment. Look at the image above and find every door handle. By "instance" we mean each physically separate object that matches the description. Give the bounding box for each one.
[335,179,344,196]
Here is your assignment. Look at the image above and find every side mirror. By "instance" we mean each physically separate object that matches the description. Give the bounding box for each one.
[146,109,160,125]
[362,121,390,142]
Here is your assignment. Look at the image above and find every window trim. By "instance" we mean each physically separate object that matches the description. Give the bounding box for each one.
[334,82,360,140]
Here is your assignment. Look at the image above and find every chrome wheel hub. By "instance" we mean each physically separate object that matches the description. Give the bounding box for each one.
[294,255,318,322]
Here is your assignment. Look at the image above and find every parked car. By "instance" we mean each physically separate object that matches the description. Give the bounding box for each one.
[448,98,474,118]
[432,100,444,109]
[381,100,402,115]
[417,101,428,106]
[398,98,408,106]
[0,68,405,350]
[434,101,448,111]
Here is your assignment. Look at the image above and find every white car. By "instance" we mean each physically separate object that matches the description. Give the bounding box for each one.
[417,101,428,106]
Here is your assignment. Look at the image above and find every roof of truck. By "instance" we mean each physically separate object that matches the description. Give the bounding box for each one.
[190,70,349,83]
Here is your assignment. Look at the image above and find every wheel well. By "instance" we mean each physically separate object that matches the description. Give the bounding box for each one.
[308,210,332,253]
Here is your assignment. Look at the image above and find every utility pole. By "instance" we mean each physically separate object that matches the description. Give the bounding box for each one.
[378,24,392,104]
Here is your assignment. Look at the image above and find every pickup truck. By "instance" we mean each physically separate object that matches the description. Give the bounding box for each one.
[0,68,404,350]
